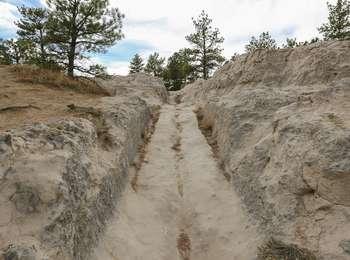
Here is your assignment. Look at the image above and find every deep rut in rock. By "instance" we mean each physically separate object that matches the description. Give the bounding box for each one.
[91,102,261,260]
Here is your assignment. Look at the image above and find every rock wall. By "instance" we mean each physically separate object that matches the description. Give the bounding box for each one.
[0,73,168,260]
[183,40,350,259]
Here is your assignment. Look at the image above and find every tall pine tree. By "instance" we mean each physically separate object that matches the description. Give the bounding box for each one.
[163,48,195,90]
[186,11,225,80]
[16,7,50,65]
[145,52,165,77]
[46,0,124,76]
[129,54,144,74]
[318,0,350,40]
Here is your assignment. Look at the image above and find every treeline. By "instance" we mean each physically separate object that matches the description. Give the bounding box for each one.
[0,0,348,87]
[129,11,224,91]
[0,0,124,77]
[130,0,349,90]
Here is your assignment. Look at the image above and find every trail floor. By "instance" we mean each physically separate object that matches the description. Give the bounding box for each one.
[91,102,261,260]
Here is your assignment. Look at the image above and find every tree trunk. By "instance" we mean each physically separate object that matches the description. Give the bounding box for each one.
[40,30,46,64]
[203,29,208,80]
[68,1,79,77]
[203,55,208,80]
[68,40,76,77]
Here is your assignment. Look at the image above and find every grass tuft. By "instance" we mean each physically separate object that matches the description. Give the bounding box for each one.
[258,238,317,260]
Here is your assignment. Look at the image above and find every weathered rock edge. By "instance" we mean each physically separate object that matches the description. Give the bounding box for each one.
[183,40,350,259]
[0,74,168,260]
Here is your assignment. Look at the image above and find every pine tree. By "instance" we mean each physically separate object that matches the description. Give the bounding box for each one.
[318,0,350,40]
[0,39,12,65]
[46,0,124,76]
[231,53,240,62]
[163,49,196,90]
[4,39,35,64]
[145,52,165,77]
[245,32,277,53]
[283,38,297,48]
[16,7,50,65]
[186,11,225,80]
[310,37,321,44]
[129,54,144,74]
[176,48,197,83]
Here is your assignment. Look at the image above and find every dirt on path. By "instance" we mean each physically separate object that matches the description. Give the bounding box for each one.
[91,101,261,260]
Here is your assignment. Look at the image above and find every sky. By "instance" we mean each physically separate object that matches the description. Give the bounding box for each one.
[0,0,334,75]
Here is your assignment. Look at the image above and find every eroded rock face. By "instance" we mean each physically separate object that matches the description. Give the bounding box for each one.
[10,183,41,214]
[3,245,36,260]
[97,73,168,105]
[183,40,350,259]
[0,74,168,259]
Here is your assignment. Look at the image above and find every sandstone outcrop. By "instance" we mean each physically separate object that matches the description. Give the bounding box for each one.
[182,40,350,259]
[0,70,167,260]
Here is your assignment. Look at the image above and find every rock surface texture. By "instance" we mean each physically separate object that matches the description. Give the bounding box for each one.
[1,41,349,260]
[182,40,350,259]
[0,72,167,260]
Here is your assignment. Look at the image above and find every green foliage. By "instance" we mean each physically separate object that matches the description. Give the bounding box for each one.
[283,38,298,48]
[46,0,124,76]
[318,0,350,40]
[145,52,165,77]
[0,39,35,65]
[129,54,144,74]
[231,53,240,61]
[310,37,321,44]
[282,37,321,49]
[163,48,196,91]
[77,64,109,78]
[0,39,12,65]
[16,7,50,65]
[186,10,225,80]
[245,32,277,53]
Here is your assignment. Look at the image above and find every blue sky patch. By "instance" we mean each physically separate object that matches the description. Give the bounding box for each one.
[97,40,154,63]
[0,29,16,39]
[0,0,43,7]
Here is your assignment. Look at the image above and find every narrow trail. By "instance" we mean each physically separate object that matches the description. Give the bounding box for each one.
[91,101,261,260]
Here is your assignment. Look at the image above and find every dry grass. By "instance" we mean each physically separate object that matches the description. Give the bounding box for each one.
[11,65,111,96]
[326,113,345,129]
[177,230,191,260]
[172,136,182,152]
[130,109,161,192]
[195,107,214,135]
[258,238,317,260]
[0,66,101,132]
[175,94,182,104]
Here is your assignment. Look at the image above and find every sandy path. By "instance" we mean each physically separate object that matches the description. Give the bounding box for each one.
[91,103,261,260]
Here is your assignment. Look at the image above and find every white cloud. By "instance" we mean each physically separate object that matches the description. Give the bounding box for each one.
[91,56,130,75]
[0,2,18,34]
[106,61,130,75]
[0,0,335,75]
[107,0,334,74]
[106,61,129,75]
